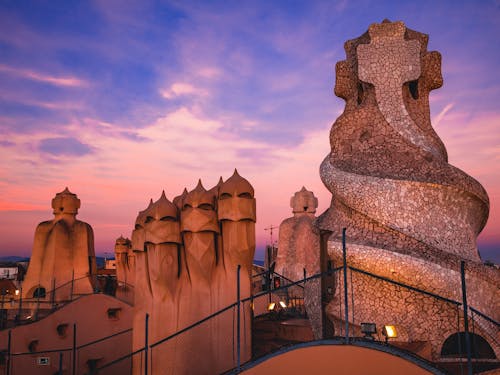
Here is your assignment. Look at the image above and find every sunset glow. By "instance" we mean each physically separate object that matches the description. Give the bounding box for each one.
[0,1,498,262]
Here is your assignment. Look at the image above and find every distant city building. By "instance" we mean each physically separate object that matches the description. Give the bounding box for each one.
[0,279,17,298]
[104,258,116,270]
[0,266,18,280]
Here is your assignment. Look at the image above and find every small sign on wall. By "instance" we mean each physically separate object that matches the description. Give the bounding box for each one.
[37,357,50,366]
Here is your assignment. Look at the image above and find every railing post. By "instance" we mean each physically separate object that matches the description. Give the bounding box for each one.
[267,256,272,304]
[1,290,5,330]
[342,228,349,343]
[17,285,22,325]
[6,330,11,375]
[303,268,307,316]
[145,313,149,375]
[59,351,63,375]
[461,261,472,375]
[237,264,241,373]
[70,270,74,301]
[72,323,77,375]
[35,286,41,321]
[51,277,56,309]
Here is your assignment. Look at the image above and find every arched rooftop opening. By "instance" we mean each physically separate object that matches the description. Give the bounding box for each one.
[441,332,495,359]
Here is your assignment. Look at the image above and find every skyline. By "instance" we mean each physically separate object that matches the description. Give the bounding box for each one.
[0,1,499,262]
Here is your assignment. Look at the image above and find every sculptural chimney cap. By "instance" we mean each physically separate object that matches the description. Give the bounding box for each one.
[216,176,224,189]
[290,187,318,214]
[115,235,131,252]
[173,188,188,210]
[367,20,406,40]
[219,169,254,198]
[135,199,154,227]
[184,178,216,209]
[115,235,131,245]
[209,176,224,195]
[147,190,178,220]
[51,187,81,215]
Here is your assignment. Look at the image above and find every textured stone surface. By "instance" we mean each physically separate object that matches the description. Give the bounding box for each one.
[317,20,499,361]
[114,235,135,301]
[22,188,96,300]
[276,187,319,280]
[275,187,322,339]
[327,242,500,359]
[318,20,489,262]
[131,170,255,375]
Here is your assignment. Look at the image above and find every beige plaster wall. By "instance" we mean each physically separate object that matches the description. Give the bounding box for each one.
[241,345,434,375]
[0,293,133,375]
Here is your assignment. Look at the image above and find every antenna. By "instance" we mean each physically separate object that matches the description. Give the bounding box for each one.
[264,225,278,247]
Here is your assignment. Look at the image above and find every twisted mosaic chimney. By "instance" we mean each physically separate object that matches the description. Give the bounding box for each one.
[319,20,489,262]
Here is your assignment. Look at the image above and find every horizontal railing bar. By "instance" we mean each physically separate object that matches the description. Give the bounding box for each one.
[11,348,72,356]
[150,302,238,348]
[77,328,133,349]
[470,307,499,327]
[92,347,145,374]
[251,269,269,278]
[243,267,343,304]
[270,270,305,289]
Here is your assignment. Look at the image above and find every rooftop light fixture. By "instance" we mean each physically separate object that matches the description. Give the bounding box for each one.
[383,325,397,343]
[360,322,377,340]
[267,302,276,311]
[279,301,287,308]
[15,289,20,296]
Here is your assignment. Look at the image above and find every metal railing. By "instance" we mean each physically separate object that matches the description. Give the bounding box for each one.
[4,324,133,375]
[85,260,498,374]
[1,274,133,330]
[2,263,497,374]
[2,231,499,374]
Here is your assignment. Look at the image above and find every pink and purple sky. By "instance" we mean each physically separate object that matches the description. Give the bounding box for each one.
[0,1,499,262]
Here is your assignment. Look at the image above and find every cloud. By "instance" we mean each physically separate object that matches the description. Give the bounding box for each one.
[159,83,209,99]
[0,64,88,88]
[0,140,15,147]
[0,201,46,211]
[432,102,454,127]
[38,137,94,156]
[0,96,84,112]
[196,67,222,79]
[0,0,498,262]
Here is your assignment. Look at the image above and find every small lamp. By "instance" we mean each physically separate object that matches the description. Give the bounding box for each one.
[267,302,276,311]
[279,301,287,309]
[360,322,377,340]
[383,325,397,343]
